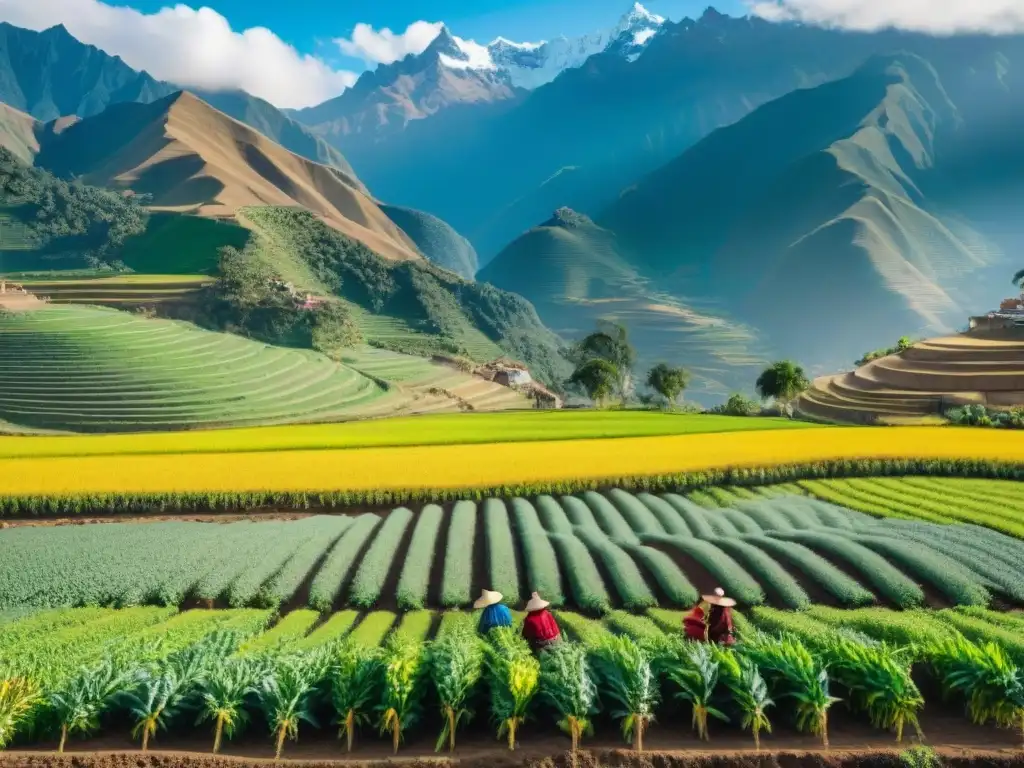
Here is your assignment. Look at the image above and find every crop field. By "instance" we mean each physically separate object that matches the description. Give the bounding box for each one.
[0,304,396,432]
[799,477,1024,539]
[4,488,1024,613]
[2,604,1023,756]
[0,409,814,459]
[14,274,213,308]
[0,425,1021,503]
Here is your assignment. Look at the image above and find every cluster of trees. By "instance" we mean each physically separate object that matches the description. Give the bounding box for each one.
[565,321,811,414]
[565,322,691,408]
[205,245,362,356]
[0,148,146,271]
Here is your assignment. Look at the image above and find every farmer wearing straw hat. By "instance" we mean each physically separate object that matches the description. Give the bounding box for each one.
[683,588,737,645]
[521,592,562,653]
[475,589,512,634]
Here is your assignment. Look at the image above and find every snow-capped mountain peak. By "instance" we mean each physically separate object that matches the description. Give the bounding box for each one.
[439,2,666,90]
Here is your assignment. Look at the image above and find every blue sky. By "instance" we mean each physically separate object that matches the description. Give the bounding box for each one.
[104,0,746,71]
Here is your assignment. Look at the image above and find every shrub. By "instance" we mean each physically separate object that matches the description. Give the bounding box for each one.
[713,393,762,417]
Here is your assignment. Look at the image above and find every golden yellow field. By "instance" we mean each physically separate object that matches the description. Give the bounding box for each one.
[0,426,1019,496]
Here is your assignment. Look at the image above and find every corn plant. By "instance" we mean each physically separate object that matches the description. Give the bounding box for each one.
[539,641,598,754]
[657,638,727,741]
[0,675,40,750]
[743,632,839,747]
[822,638,923,742]
[429,626,483,753]
[484,627,540,750]
[256,654,322,759]
[927,635,1024,745]
[712,647,773,750]
[591,635,659,752]
[377,634,425,754]
[122,667,190,752]
[49,660,131,753]
[329,643,381,752]
[195,657,263,754]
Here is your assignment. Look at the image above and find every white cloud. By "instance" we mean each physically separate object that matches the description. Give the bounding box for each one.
[0,0,358,109]
[749,0,1024,34]
[335,20,444,65]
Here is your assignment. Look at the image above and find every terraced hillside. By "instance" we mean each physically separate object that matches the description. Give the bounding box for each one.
[796,329,1024,424]
[0,304,399,431]
[5,484,1023,612]
[15,274,213,308]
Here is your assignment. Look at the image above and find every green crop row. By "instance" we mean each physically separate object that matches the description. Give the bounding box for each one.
[439,501,476,607]
[396,505,444,610]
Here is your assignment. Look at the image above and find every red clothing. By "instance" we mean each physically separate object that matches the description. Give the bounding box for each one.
[522,609,561,649]
[683,605,735,645]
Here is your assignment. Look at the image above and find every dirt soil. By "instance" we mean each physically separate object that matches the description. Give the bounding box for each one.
[2,714,1020,768]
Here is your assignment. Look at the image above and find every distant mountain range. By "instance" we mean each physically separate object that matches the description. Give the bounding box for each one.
[0,22,352,173]
[291,3,665,142]
[482,48,1022,395]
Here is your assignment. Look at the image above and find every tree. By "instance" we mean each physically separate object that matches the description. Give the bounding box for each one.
[755,361,809,404]
[1013,269,1024,289]
[569,359,619,406]
[572,322,636,401]
[646,364,691,407]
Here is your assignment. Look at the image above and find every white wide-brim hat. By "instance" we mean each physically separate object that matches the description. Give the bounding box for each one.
[524,592,550,612]
[473,589,503,609]
[702,587,737,608]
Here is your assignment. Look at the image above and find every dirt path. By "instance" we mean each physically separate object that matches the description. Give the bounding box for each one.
[2,714,1020,767]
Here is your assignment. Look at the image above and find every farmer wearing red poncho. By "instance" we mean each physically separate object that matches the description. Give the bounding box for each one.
[683,587,737,645]
[521,592,561,652]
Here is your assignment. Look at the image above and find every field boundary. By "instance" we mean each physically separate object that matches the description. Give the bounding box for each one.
[1,747,1023,768]
[2,458,1024,517]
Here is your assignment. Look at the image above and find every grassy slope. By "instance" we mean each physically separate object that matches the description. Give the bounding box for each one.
[479,209,765,399]
[0,411,816,458]
[380,203,479,280]
[238,206,571,386]
[0,303,396,432]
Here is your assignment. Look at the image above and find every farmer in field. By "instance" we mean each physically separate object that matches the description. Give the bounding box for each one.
[522,592,562,652]
[683,588,737,645]
[475,589,513,633]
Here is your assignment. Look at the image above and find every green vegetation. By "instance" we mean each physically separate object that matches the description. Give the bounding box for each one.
[5,604,1024,756]
[6,486,1024,615]
[755,360,810,405]
[233,207,570,387]
[857,336,914,366]
[646,363,691,407]
[0,304,390,432]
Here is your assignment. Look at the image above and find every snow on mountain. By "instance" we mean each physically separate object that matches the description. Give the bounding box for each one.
[447,2,666,90]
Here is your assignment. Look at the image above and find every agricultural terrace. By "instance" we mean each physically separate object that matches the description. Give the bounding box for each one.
[2,604,1024,757]
[3,485,1024,613]
[0,426,1022,508]
[0,304,400,432]
[13,274,213,308]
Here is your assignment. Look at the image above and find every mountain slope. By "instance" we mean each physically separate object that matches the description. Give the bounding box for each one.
[0,102,38,163]
[0,23,353,175]
[337,11,1024,262]
[380,204,478,279]
[34,91,422,262]
[483,53,1020,396]
[479,208,765,397]
[597,53,1013,373]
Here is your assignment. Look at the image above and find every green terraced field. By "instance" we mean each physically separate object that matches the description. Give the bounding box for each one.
[4,487,1023,612]
[800,477,1024,539]
[0,304,395,431]
[14,274,213,307]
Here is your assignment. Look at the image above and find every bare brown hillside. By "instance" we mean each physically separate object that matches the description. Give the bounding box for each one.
[35,92,422,263]
[0,102,39,163]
